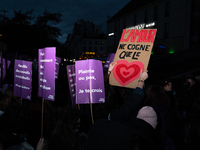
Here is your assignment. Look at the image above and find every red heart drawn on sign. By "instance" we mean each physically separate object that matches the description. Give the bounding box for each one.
[113,60,144,86]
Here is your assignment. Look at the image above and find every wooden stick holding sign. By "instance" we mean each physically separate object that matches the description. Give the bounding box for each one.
[109,29,157,89]
[38,47,56,138]
[41,98,44,138]
[90,104,94,124]
[75,59,105,124]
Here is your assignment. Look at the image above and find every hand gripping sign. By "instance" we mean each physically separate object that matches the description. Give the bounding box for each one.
[109,29,157,89]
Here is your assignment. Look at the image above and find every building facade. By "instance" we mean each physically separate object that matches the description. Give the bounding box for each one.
[65,19,107,60]
[107,0,200,55]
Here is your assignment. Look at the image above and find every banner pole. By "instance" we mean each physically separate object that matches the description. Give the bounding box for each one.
[78,104,80,110]
[90,103,94,124]
[20,98,22,106]
[41,98,44,138]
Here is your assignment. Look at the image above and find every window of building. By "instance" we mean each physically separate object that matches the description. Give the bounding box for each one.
[123,18,126,29]
[83,46,86,52]
[95,41,98,45]
[89,41,92,45]
[133,14,137,26]
[164,23,169,38]
[115,22,117,32]
[165,1,170,17]
[83,41,86,45]
[94,47,97,52]
[89,47,92,51]
[154,6,158,20]
[144,10,148,23]
[101,47,103,50]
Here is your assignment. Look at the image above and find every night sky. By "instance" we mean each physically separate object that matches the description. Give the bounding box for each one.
[1,0,130,43]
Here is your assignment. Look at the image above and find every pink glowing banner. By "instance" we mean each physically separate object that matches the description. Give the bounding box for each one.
[38,47,56,101]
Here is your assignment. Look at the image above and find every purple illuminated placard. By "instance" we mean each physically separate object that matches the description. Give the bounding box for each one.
[7,60,11,69]
[76,59,105,104]
[3,58,6,79]
[103,53,115,68]
[14,60,32,100]
[38,47,56,101]
[55,57,61,79]
[66,65,76,105]
[0,52,2,87]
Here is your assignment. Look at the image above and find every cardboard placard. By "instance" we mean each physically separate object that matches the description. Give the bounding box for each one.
[109,29,157,89]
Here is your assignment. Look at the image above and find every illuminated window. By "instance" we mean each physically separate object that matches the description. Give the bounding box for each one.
[165,1,170,17]
[169,49,175,54]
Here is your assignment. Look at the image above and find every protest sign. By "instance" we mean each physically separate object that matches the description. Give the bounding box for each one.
[0,52,2,87]
[2,58,6,79]
[109,29,157,89]
[103,53,115,68]
[7,60,11,69]
[76,59,105,104]
[14,60,32,100]
[38,47,56,101]
[55,57,61,79]
[66,65,76,105]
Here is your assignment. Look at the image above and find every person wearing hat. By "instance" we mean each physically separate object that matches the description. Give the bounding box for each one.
[88,70,163,150]
[88,106,161,150]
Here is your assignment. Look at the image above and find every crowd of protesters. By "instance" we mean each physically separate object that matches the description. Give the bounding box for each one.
[0,60,200,150]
